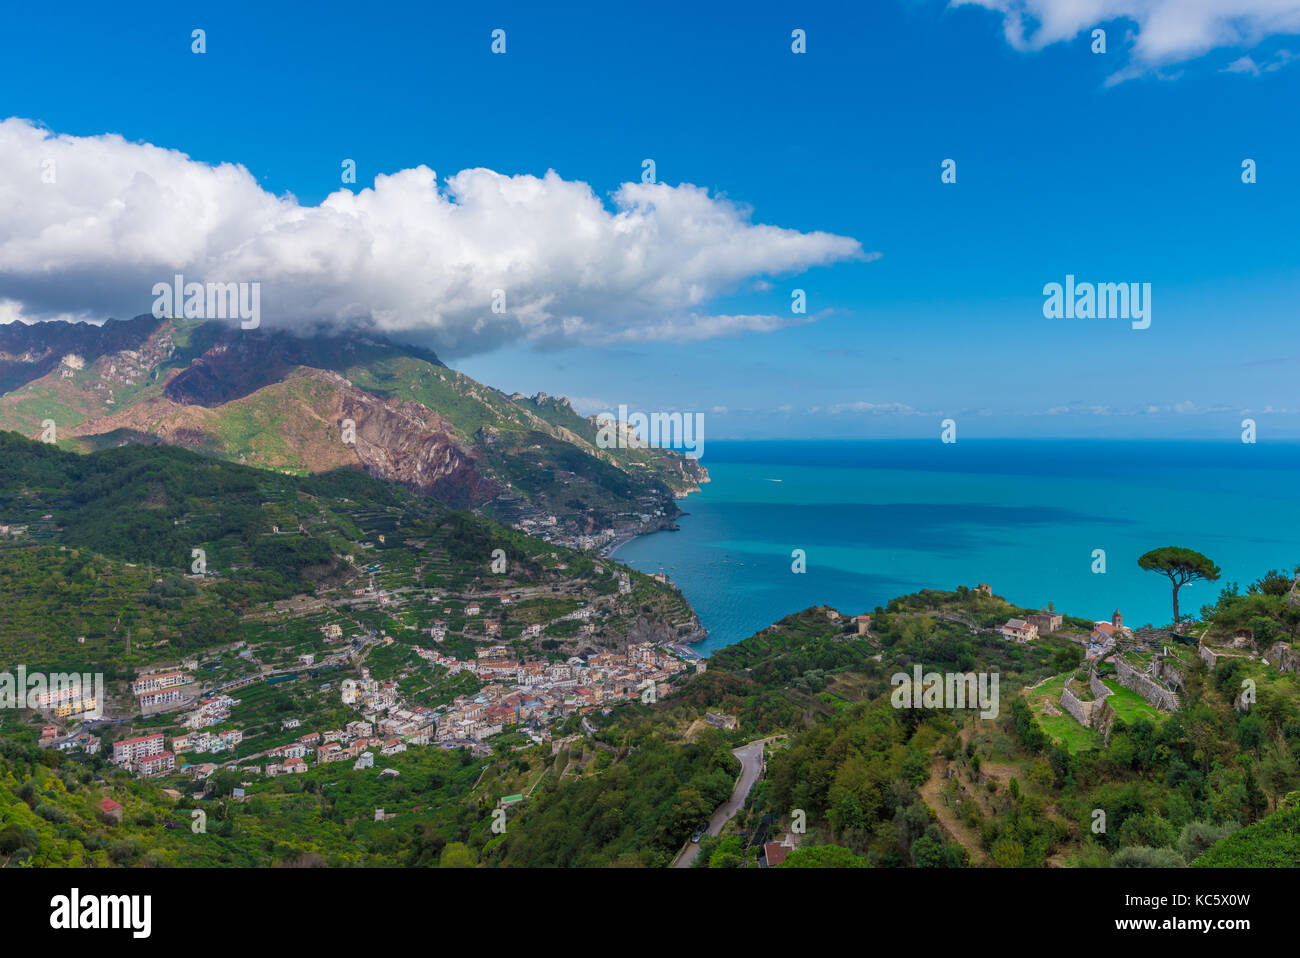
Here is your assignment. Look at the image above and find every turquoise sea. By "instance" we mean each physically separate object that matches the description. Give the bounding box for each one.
[611,440,1300,655]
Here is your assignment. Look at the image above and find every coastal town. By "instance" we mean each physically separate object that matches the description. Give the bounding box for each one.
[511,506,674,556]
[39,632,692,782]
[19,476,708,785]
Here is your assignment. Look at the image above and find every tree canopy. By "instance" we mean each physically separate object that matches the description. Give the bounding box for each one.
[1137,547,1221,628]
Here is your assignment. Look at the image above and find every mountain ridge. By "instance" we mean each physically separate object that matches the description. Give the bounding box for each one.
[0,316,708,540]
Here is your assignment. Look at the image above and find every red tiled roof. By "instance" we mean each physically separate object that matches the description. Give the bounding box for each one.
[98,798,121,812]
[764,842,792,867]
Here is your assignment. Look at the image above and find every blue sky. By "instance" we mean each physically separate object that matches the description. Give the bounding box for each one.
[2,0,1300,438]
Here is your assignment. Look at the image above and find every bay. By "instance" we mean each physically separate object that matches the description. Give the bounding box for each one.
[611,439,1300,655]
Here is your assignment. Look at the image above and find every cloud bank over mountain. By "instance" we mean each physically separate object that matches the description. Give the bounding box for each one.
[0,118,867,357]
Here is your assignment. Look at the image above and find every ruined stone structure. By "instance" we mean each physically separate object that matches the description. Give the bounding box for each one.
[1114,656,1180,711]
[1060,671,1115,735]
[1027,611,1063,635]
[1060,679,1093,727]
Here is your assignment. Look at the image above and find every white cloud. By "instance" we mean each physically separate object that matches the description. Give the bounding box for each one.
[955,0,1300,74]
[1223,48,1296,72]
[826,400,924,415]
[0,118,868,357]
[563,396,615,415]
[1038,399,1244,416]
[1042,403,1113,415]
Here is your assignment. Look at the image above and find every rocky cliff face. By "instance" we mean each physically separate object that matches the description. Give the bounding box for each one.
[333,373,499,507]
[62,364,498,509]
[0,314,166,391]
[163,337,297,407]
[674,454,710,493]
[1267,641,1300,676]
[0,315,202,414]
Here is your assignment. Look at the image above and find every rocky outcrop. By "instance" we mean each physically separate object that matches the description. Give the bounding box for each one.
[0,315,188,428]
[1266,642,1300,676]
[0,314,165,390]
[675,455,711,492]
[336,375,499,508]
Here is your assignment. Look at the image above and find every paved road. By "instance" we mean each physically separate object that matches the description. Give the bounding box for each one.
[672,738,770,868]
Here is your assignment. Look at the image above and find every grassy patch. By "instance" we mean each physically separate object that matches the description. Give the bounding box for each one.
[1023,673,1102,754]
[1100,679,1166,725]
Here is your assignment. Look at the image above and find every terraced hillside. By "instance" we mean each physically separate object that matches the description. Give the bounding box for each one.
[0,432,700,676]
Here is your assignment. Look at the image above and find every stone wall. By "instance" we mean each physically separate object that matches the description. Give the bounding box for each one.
[1059,672,1115,731]
[1114,657,1180,711]
[1156,659,1186,691]
[1028,612,1063,635]
[1087,672,1115,738]
[1092,698,1116,741]
[1060,680,1094,728]
[1198,643,1218,670]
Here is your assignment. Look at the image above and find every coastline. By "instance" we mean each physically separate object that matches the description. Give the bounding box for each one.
[602,519,676,559]
[589,438,1300,651]
[599,501,690,559]
[600,501,711,653]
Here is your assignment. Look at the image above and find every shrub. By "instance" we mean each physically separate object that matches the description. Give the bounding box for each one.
[1112,846,1186,868]
[0,824,38,855]
[1177,820,1240,862]
[35,803,70,824]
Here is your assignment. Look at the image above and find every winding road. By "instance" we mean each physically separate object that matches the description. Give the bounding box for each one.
[671,737,773,868]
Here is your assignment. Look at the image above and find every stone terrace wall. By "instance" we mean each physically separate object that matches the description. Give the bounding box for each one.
[1059,672,1114,730]
[1156,659,1186,691]
[1089,672,1114,704]
[1060,680,1094,728]
[1087,672,1115,737]
[1115,657,1180,711]
[1092,698,1116,740]
[1199,643,1218,669]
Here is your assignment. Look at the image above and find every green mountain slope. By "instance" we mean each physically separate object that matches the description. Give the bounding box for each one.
[0,432,700,673]
[0,317,708,543]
